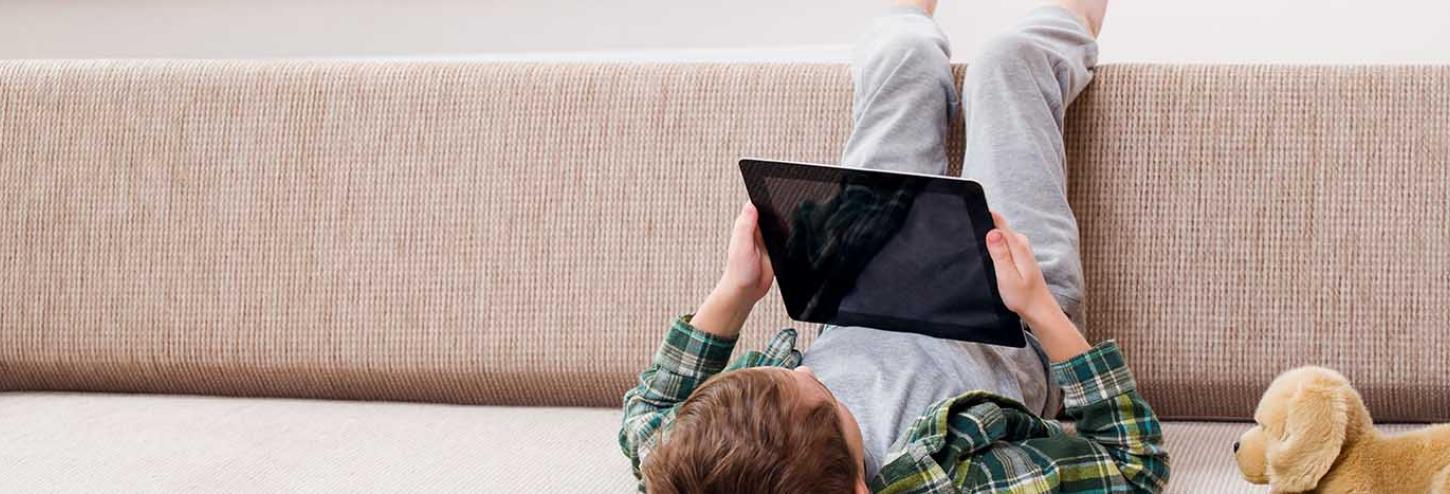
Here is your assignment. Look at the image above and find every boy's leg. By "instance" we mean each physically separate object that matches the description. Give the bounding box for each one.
[839,4,957,175]
[961,5,1098,327]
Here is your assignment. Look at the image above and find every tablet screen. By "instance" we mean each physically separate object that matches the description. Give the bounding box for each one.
[742,159,1024,347]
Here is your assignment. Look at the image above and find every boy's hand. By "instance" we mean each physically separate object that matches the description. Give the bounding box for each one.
[716,202,775,303]
[692,202,775,339]
[985,211,1060,323]
[985,210,1090,362]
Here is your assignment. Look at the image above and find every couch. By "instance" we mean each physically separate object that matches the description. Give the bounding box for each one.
[1,61,1447,493]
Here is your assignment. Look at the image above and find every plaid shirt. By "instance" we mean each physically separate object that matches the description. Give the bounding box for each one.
[619,316,1170,493]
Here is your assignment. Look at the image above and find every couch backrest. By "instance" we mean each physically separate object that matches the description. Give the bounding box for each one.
[1,62,1446,421]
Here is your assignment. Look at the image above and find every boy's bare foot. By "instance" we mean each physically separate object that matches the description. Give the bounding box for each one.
[894,0,938,17]
[1058,0,1107,37]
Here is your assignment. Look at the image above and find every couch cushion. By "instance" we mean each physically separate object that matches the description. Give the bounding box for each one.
[1163,422,1265,494]
[1064,65,1450,422]
[0,392,637,492]
[1,392,1425,493]
[1161,420,1421,493]
[1,62,1447,420]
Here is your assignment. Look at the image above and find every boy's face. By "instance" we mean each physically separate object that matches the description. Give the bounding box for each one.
[780,366,868,485]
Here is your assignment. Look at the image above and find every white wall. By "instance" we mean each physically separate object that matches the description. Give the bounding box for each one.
[3,0,1448,63]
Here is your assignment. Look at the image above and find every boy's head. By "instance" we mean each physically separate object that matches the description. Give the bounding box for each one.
[642,366,868,494]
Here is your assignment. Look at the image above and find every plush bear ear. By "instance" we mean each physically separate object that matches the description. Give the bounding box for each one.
[1268,378,1348,492]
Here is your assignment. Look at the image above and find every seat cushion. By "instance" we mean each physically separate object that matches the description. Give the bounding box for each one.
[1163,421,1266,493]
[1160,420,1422,493]
[0,392,1427,493]
[0,392,638,492]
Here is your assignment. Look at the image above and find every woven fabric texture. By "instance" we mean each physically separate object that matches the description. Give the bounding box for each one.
[1157,420,1420,493]
[0,392,1424,493]
[0,393,637,492]
[1065,65,1450,421]
[1,62,1446,421]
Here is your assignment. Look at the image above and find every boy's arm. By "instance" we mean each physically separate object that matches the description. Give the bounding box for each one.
[981,214,1171,491]
[927,338,1169,492]
[617,311,738,480]
[1001,290,1171,492]
[1039,338,1170,492]
[618,202,775,483]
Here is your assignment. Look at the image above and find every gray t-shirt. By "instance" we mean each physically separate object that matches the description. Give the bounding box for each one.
[801,325,1059,479]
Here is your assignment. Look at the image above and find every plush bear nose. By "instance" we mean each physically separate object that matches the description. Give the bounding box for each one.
[1233,441,1240,453]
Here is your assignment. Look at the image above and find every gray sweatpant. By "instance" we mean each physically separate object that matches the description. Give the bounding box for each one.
[840,4,1096,324]
[803,7,1098,475]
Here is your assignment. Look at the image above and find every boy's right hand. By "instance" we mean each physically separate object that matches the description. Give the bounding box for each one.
[986,210,1091,362]
[985,211,1061,323]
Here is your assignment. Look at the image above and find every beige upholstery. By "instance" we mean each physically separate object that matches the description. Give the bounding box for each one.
[0,392,1424,493]
[2,62,1446,421]
[1159,420,1420,493]
[2,61,1448,490]
[0,392,638,493]
[1065,65,1450,422]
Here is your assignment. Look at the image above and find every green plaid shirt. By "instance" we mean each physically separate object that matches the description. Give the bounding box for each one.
[619,316,1170,493]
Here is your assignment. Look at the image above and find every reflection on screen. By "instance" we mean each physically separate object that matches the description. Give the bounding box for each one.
[763,174,1000,338]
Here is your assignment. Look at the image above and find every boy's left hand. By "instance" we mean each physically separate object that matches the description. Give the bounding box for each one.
[717,201,775,303]
[692,202,774,339]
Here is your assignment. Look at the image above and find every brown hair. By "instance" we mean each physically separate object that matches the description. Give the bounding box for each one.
[641,368,860,494]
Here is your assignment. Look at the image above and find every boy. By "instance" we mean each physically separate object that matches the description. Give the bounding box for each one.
[619,0,1170,492]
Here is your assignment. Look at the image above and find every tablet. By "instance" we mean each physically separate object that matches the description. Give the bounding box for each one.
[740,158,1025,347]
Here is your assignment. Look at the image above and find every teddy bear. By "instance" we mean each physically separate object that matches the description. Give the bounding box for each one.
[1234,366,1450,493]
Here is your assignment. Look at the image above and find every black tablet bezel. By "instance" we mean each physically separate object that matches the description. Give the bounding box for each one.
[739,158,1025,348]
